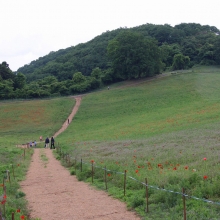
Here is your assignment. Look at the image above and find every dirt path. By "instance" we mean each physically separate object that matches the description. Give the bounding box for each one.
[21,97,140,220]
[53,96,82,138]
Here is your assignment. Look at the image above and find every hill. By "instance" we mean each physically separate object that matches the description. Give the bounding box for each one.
[17,23,220,81]
[1,23,220,100]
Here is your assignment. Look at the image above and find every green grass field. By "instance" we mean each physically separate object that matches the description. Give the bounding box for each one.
[0,97,75,219]
[1,66,220,219]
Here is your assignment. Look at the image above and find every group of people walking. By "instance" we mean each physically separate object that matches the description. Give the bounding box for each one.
[44,137,55,149]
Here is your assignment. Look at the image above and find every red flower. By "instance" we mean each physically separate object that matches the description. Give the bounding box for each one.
[3,195,6,199]
[203,175,208,180]
[203,158,207,161]
[135,170,139,173]
[17,209,21,213]
[90,160,94,163]
[173,167,177,170]
[138,165,141,168]
[20,215,25,220]
[17,164,20,166]
[184,166,189,170]
[107,173,111,177]
[158,163,162,167]
[133,160,136,163]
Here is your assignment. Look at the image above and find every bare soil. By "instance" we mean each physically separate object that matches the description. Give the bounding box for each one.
[21,96,141,220]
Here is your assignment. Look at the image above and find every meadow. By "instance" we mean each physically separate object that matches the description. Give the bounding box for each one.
[56,66,220,219]
[1,66,220,219]
[0,97,75,219]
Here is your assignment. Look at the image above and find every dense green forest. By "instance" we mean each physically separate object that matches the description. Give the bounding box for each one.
[1,23,220,99]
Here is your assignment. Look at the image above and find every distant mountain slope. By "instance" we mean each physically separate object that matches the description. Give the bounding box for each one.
[17,23,220,82]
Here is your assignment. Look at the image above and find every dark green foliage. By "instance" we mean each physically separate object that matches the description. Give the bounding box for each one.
[107,30,161,80]
[172,54,190,70]
[1,23,220,100]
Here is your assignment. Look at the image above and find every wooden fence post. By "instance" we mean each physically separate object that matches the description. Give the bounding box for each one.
[182,188,186,220]
[104,166,107,190]
[12,212,15,220]
[145,178,149,213]
[124,170,127,196]
[92,161,94,183]
[80,158,82,172]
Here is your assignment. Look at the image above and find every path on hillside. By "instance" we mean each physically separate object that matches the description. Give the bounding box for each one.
[21,97,140,220]
[53,96,82,138]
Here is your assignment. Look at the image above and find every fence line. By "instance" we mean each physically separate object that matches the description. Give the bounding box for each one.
[82,159,220,206]
[56,145,220,220]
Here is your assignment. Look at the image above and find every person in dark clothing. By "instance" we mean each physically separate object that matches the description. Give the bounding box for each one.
[51,137,55,149]
[45,137,50,148]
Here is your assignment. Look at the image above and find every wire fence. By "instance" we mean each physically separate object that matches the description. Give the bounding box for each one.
[56,145,220,220]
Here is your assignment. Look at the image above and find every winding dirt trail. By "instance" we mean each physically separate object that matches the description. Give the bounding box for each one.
[21,97,140,220]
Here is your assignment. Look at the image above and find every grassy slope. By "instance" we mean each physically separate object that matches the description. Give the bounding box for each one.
[56,66,220,219]
[1,66,220,219]
[0,97,75,145]
[0,97,75,219]
[58,66,220,142]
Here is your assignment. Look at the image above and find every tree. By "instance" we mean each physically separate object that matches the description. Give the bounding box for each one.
[91,67,102,79]
[0,62,14,80]
[172,54,190,70]
[107,31,161,80]
[72,72,86,83]
[14,72,26,89]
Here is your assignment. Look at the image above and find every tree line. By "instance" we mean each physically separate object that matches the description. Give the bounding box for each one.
[1,23,220,99]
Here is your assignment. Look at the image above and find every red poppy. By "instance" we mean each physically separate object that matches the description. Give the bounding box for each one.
[203,158,207,161]
[17,209,21,213]
[3,195,6,199]
[184,166,189,170]
[133,160,136,163]
[158,163,162,167]
[173,167,177,170]
[138,165,141,168]
[203,175,208,180]
[20,215,25,220]
[176,164,180,167]
[90,160,94,163]
[135,170,139,173]
[133,155,136,158]
[17,164,20,166]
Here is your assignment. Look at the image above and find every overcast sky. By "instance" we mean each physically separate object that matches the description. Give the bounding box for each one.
[1,0,219,71]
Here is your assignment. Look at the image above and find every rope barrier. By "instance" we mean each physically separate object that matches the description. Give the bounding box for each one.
[67,153,220,206]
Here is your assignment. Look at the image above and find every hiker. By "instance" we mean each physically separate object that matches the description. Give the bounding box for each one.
[40,136,43,141]
[68,118,70,124]
[34,140,37,148]
[45,137,50,148]
[30,141,32,148]
[51,137,55,149]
